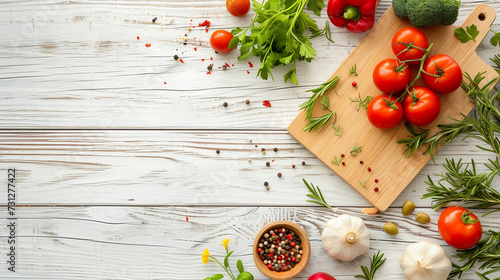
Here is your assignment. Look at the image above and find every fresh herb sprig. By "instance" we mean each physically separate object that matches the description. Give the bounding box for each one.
[397,123,429,157]
[448,231,500,279]
[303,178,331,208]
[333,124,343,136]
[300,76,340,121]
[350,94,373,111]
[490,29,500,47]
[349,64,359,76]
[354,251,386,280]
[302,95,336,132]
[229,0,334,84]
[331,156,341,166]
[454,24,479,43]
[490,54,500,75]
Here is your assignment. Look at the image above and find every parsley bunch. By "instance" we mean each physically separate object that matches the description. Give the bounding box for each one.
[229,0,333,85]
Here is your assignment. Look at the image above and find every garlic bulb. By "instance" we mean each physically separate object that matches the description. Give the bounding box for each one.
[321,214,370,261]
[399,240,452,280]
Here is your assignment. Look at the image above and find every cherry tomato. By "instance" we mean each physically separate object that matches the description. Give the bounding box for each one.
[438,206,482,249]
[367,94,404,129]
[210,30,234,54]
[226,0,251,17]
[373,59,411,94]
[392,27,429,65]
[423,54,462,94]
[403,86,441,126]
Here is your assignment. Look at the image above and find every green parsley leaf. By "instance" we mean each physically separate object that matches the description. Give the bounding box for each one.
[490,29,500,47]
[454,24,479,43]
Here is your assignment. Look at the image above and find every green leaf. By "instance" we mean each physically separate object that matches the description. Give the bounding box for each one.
[211,274,224,280]
[490,30,500,47]
[204,277,211,280]
[284,65,298,85]
[223,251,234,268]
[306,0,325,17]
[279,54,294,65]
[228,37,240,49]
[237,260,244,273]
[454,24,479,43]
[236,271,254,280]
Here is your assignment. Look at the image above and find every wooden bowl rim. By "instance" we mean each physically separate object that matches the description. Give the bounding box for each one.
[253,220,310,280]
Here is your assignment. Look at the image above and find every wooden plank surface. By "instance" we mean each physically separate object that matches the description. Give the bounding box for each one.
[288,5,499,211]
[0,206,498,279]
[0,130,495,207]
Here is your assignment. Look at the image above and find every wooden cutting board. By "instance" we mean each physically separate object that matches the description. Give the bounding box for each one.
[288,5,499,211]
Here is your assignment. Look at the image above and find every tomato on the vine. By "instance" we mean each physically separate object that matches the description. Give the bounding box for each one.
[367,95,404,129]
[403,86,441,126]
[422,54,462,94]
[373,59,411,94]
[392,27,429,65]
[438,206,482,250]
[210,30,234,54]
[226,0,251,17]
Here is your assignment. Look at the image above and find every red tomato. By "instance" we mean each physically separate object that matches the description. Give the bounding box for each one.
[403,86,441,126]
[373,59,411,94]
[422,54,462,94]
[226,0,251,17]
[308,272,336,280]
[438,206,482,250]
[392,27,429,65]
[367,95,404,129]
[210,30,234,54]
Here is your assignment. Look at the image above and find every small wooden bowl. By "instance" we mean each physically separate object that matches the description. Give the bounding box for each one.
[253,221,310,280]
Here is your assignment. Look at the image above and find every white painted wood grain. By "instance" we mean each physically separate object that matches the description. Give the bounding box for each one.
[0,206,498,279]
[0,0,499,129]
[1,130,497,207]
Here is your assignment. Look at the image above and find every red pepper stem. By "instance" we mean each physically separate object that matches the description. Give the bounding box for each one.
[461,211,479,225]
[343,6,361,21]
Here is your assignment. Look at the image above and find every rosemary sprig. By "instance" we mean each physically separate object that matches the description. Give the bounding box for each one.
[299,76,340,121]
[490,54,500,75]
[354,251,386,280]
[448,231,500,279]
[332,124,343,136]
[423,158,500,212]
[331,156,341,166]
[350,145,362,156]
[359,180,366,188]
[349,64,359,76]
[349,94,373,111]
[302,95,336,132]
[397,123,429,157]
[303,178,331,209]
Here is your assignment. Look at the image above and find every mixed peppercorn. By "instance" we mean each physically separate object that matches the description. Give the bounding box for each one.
[257,227,303,272]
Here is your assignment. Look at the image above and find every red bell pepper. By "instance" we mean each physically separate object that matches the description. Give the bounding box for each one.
[327,0,380,33]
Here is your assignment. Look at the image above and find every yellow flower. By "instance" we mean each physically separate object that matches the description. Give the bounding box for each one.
[220,239,230,252]
[202,248,210,265]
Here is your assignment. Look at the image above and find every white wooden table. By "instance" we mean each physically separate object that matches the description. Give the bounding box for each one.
[1,0,499,279]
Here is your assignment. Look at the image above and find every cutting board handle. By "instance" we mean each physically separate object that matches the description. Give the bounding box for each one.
[461,4,496,50]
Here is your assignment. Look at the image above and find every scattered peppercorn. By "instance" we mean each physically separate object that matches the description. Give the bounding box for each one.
[245,99,250,104]
[207,65,213,71]
[302,161,305,166]
[223,102,228,107]
[173,55,179,60]
[292,165,296,168]
[375,179,379,183]
[216,150,220,154]
[222,64,227,70]
[249,140,253,143]
[360,160,364,164]
[274,148,278,152]
[248,159,252,162]
[341,154,345,157]
[152,17,157,23]
[352,81,357,87]
[264,181,269,186]
[374,187,379,192]
[367,167,372,171]
[145,43,151,47]
[261,148,265,152]
[342,162,346,166]
[265,186,270,190]
[262,151,266,155]
[277,172,282,177]
[266,162,270,167]
[183,42,187,45]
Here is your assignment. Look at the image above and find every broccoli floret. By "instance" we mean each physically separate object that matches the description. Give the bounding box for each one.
[392,0,408,18]
[392,0,460,27]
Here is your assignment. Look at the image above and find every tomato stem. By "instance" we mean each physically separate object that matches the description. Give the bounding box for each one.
[461,211,479,225]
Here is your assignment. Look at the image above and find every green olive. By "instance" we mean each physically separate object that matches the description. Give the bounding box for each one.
[415,212,431,224]
[383,222,399,235]
[402,200,416,216]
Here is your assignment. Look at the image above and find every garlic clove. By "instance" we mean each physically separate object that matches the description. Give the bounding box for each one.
[399,240,452,280]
